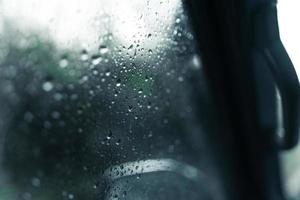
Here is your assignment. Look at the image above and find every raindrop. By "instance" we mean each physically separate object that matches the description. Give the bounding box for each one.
[128,44,134,50]
[68,193,74,199]
[89,90,95,96]
[80,50,89,61]
[178,76,184,82]
[116,79,121,87]
[105,71,111,77]
[62,191,67,197]
[192,54,202,69]
[31,177,41,187]
[24,112,34,123]
[93,181,100,189]
[107,130,113,140]
[148,132,153,138]
[116,139,121,145]
[51,111,61,119]
[42,81,53,92]
[44,121,52,129]
[128,105,133,112]
[168,145,175,153]
[59,58,69,68]
[173,29,178,36]
[147,102,152,109]
[22,192,32,200]
[93,70,99,75]
[77,109,83,115]
[91,55,102,65]
[99,45,109,54]
[70,94,78,101]
[54,93,63,101]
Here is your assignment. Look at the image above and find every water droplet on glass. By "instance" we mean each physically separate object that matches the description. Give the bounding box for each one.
[54,93,63,101]
[79,75,89,84]
[105,71,111,77]
[128,105,133,112]
[51,111,61,119]
[70,94,78,101]
[147,102,152,109]
[31,177,41,187]
[122,191,127,197]
[24,112,34,123]
[93,181,100,189]
[128,44,134,50]
[116,139,121,145]
[44,121,52,129]
[62,191,67,197]
[178,76,184,82]
[22,192,32,200]
[80,50,89,61]
[91,55,102,65]
[148,132,153,138]
[93,70,99,75]
[68,193,74,199]
[116,79,121,87]
[42,81,54,92]
[192,54,202,69]
[107,130,113,140]
[59,58,69,68]
[99,45,109,54]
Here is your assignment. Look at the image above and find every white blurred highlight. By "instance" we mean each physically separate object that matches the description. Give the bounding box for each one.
[0,0,180,49]
[278,0,300,78]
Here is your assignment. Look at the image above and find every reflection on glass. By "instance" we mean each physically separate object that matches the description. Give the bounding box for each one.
[0,0,221,200]
[278,1,300,200]
[102,159,210,200]
[103,159,203,181]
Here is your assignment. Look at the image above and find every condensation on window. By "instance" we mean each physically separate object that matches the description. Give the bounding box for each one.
[0,0,221,200]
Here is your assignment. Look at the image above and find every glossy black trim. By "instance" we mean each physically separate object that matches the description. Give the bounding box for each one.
[183,0,297,199]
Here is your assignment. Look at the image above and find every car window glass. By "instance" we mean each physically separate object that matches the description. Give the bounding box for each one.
[0,0,224,199]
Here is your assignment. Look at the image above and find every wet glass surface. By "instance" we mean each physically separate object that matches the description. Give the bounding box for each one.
[0,0,223,199]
